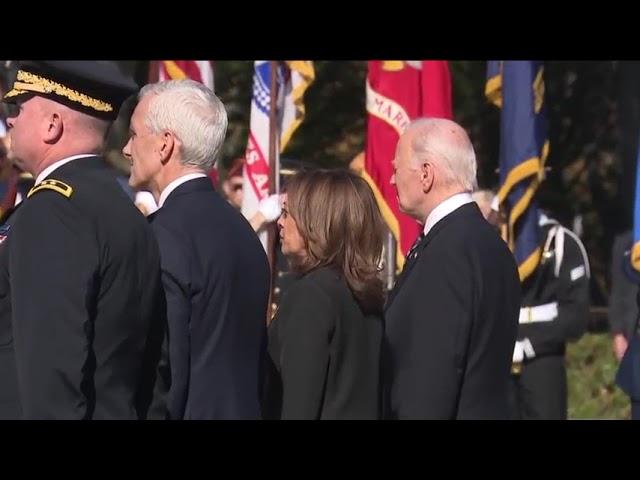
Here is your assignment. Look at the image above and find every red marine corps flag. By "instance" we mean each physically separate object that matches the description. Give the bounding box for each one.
[363,60,452,270]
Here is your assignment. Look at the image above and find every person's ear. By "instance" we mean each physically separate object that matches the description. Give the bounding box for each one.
[420,161,435,193]
[43,110,63,144]
[159,131,175,165]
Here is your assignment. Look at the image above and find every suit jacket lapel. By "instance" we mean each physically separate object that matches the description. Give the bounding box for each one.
[386,234,427,307]
[385,203,478,310]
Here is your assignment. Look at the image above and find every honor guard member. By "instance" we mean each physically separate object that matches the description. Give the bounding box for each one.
[609,230,639,362]
[510,212,590,420]
[615,291,640,419]
[614,237,640,419]
[0,61,168,419]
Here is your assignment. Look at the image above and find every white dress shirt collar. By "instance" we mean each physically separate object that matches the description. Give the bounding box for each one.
[423,192,473,237]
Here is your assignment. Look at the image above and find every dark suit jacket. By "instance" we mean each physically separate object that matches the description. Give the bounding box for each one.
[609,231,639,340]
[616,332,640,401]
[383,202,521,419]
[150,177,270,420]
[615,290,640,401]
[0,156,167,419]
[262,267,383,420]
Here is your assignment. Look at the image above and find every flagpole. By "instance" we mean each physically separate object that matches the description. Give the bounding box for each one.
[266,60,279,323]
[148,61,160,83]
[209,61,216,92]
[385,229,396,292]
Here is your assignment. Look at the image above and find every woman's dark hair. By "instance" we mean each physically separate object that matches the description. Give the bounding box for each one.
[284,168,385,312]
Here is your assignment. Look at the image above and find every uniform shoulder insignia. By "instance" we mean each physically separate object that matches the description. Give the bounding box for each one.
[27,179,73,199]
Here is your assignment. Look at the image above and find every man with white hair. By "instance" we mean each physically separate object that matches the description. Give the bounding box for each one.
[382,117,521,419]
[123,79,270,420]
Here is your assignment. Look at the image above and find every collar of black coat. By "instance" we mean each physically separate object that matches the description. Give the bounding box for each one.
[160,176,215,208]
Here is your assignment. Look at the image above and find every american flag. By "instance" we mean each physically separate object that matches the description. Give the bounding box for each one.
[241,61,314,252]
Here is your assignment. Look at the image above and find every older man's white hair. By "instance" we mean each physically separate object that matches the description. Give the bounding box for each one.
[407,117,478,192]
[139,79,228,171]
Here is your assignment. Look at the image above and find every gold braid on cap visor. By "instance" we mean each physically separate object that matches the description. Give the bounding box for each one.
[4,70,114,113]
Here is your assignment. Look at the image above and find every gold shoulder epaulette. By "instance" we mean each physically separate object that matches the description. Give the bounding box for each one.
[27,179,73,199]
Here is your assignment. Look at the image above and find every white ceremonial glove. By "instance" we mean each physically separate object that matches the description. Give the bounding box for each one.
[258,194,282,222]
[512,338,536,363]
[135,191,158,216]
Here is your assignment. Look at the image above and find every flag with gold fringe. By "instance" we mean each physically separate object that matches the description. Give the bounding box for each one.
[363,60,452,271]
[486,60,549,282]
[241,61,315,252]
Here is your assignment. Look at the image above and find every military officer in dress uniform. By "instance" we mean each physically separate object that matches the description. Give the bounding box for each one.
[0,61,168,419]
[474,190,591,420]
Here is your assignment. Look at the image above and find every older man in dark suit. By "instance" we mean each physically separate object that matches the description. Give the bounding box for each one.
[383,118,521,419]
[123,79,270,420]
[616,302,640,420]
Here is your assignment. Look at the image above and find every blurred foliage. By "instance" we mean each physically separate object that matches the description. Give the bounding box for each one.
[567,332,630,419]
[211,61,253,167]
[450,61,501,189]
[283,61,367,168]
[213,61,368,170]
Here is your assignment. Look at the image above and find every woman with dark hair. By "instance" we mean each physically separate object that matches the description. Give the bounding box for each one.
[261,169,385,420]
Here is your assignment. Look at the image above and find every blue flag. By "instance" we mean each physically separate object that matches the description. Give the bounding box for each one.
[486,61,549,282]
[628,136,640,281]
